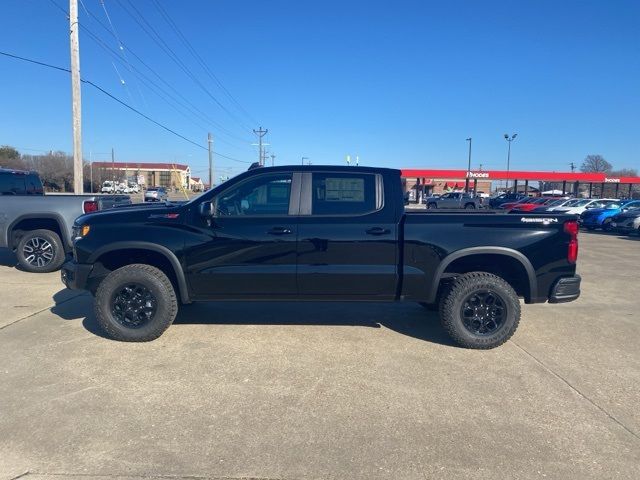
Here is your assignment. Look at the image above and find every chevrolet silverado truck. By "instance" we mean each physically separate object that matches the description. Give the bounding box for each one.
[0,169,131,272]
[61,166,581,349]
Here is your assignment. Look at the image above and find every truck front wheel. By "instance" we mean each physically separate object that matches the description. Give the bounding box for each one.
[16,229,65,273]
[95,264,178,342]
[439,272,520,349]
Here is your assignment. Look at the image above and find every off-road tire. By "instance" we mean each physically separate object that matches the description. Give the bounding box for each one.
[16,229,65,273]
[95,264,178,342]
[439,272,521,349]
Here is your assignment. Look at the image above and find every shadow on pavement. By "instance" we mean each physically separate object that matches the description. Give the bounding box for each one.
[0,248,17,267]
[49,289,455,347]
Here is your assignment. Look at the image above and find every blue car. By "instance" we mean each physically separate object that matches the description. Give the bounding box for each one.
[580,200,640,231]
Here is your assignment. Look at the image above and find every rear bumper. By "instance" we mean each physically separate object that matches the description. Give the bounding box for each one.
[549,275,581,303]
[61,260,93,291]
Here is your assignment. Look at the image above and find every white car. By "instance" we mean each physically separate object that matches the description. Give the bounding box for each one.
[551,198,619,215]
[101,181,116,193]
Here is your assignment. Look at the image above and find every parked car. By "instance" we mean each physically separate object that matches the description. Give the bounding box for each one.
[0,168,44,195]
[499,196,535,210]
[425,191,483,209]
[580,200,640,231]
[552,198,619,215]
[610,208,640,235]
[144,186,168,202]
[0,173,131,273]
[489,192,527,209]
[62,165,581,349]
[509,197,568,213]
[531,198,577,213]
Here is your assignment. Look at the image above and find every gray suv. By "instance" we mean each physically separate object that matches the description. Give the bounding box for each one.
[426,192,483,209]
[144,186,168,202]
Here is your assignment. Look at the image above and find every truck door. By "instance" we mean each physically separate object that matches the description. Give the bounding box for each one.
[184,171,299,298]
[296,171,398,299]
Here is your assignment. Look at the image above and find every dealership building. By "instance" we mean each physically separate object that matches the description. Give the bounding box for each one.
[92,162,191,189]
[402,168,640,199]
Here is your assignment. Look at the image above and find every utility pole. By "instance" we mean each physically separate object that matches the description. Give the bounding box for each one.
[270,154,275,167]
[111,148,115,194]
[465,137,472,192]
[253,127,268,166]
[70,0,83,193]
[208,132,214,189]
[504,133,518,191]
[89,150,93,193]
[569,162,576,173]
[301,156,309,166]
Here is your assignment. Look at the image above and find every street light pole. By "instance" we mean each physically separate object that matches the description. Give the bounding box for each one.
[504,133,518,191]
[465,137,472,193]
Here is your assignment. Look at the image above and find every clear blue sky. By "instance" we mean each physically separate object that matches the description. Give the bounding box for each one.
[1,0,639,180]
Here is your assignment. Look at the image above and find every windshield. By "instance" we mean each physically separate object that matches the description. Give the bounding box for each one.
[570,199,591,207]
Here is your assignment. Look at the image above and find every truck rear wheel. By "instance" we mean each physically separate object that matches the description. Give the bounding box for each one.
[95,264,178,342]
[439,272,520,349]
[16,229,65,273]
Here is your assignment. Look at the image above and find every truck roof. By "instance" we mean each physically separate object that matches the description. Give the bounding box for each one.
[247,165,401,175]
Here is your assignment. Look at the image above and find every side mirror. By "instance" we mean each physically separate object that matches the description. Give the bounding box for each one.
[199,201,215,218]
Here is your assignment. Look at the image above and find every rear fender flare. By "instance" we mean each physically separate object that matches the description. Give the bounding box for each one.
[427,246,537,303]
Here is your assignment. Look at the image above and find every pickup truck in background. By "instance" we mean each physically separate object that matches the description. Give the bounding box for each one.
[0,169,131,273]
[61,166,581,349]
[425,192,483,209]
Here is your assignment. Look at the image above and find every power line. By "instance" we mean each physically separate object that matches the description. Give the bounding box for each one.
[0,49,250,164]
[46,0,253,146]
[150,0,258,125]
[114,0,253,133]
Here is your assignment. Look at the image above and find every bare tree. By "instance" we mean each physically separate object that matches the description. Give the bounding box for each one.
[580,154,612,173]
[0,146,27,170]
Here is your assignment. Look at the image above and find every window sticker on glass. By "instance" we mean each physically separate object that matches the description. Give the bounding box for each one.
[324,178,365,202]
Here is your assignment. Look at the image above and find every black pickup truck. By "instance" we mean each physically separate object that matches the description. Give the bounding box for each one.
[61,166,581,349]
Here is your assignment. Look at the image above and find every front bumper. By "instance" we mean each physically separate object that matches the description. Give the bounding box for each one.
[549,275,581,303]
[611,220,640,233]
[61,260,93,291]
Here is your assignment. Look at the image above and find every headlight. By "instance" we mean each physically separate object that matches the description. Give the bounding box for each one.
[74,224,91,241]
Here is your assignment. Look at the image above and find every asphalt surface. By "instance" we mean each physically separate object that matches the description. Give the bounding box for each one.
[1,232,639,480]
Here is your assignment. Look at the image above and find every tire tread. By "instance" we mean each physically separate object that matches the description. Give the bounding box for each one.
[440,272,521,349]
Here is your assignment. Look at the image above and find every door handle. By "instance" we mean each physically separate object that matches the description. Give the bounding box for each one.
[267,227,293,235]
[365,227,390,236]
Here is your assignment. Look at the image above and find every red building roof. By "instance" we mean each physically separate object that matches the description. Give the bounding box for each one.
[401,168,640,184]
[92,162,190,171]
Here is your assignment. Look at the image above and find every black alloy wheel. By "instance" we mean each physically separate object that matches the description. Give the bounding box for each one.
[111,283,158,329]
[460,290,506,336]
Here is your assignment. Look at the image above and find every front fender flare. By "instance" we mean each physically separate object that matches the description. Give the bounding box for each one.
[88,241,190,304]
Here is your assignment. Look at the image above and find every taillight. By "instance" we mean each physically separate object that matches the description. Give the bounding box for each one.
[564,220,579,263]
[83,200,98,213]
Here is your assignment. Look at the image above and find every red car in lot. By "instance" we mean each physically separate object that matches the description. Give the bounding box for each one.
[499,196,534,211]
[510,197,568,212]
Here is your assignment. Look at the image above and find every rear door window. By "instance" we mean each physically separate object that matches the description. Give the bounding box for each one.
[0,173,26,195]
[311,172,378,215]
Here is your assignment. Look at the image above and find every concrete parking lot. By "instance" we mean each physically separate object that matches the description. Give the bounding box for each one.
[1,233,639,480]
